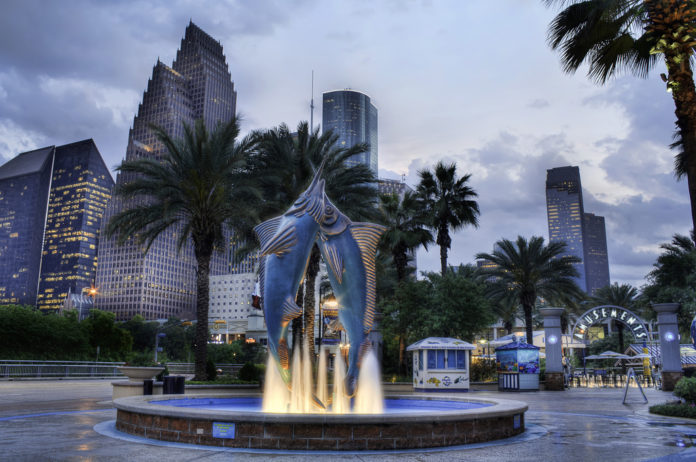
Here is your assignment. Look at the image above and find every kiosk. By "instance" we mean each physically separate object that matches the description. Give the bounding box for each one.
[407,337,476,392]
[496,339,540,391]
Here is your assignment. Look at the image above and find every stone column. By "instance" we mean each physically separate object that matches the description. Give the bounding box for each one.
[653,303,682,391]
[540,307,565,391]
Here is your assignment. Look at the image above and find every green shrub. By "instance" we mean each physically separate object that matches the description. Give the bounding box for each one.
[470,359,497,382]
[650,403,696,419]
[674,377,696,404]
[238,362,261,382]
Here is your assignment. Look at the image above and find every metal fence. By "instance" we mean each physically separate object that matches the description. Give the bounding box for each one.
[0,361,245,379]
[0,360,125,378]
[167,363,243,376]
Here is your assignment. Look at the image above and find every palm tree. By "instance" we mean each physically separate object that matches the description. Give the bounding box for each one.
[251,121,379,359]
[378,191,434,282]
[416,162,480,276]
[545,0,696,238]
[476,236,585,344]
[105,118,257,380]
[592,283,639,352]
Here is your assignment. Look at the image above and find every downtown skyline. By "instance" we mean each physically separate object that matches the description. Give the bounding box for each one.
[0,0,691,288]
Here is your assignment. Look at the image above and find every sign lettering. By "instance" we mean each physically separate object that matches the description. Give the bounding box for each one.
[572,306,648,344]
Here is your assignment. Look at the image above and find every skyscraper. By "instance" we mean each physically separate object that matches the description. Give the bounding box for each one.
[322,90,378,174]
[583,212,610,294]
[0,139,113,309]
[545,166,610,294]
[95,22,237,320]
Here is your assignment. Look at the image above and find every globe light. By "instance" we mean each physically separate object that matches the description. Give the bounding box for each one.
[665,332,676,342]
[548,335,558,345]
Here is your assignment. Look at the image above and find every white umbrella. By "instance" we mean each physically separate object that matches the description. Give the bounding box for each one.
[598,350,625,357]
[584,355,602,360]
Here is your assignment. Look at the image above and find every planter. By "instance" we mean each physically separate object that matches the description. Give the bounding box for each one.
[117,366,165,381]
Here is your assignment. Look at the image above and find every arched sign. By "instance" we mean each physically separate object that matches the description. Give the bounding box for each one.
[572,305,648,342]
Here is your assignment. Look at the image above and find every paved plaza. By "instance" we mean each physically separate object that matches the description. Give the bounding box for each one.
[1,379,696,461]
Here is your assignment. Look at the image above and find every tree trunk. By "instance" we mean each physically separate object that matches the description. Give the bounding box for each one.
[655,2,696,235]
[193,249,212,381]
[303,245,321,362]
[398,335,406,376]
[437,224,451,276]
[523,302,534,345]
[393,244,408,282]
[617,322,625,353]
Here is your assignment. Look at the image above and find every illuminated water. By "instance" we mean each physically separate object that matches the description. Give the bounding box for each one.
[156,397,492,414]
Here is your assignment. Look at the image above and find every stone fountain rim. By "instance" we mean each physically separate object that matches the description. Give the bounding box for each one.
[113,393,528,424]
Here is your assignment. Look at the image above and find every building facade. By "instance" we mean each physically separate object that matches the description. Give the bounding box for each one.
[545,166,609,294]
[0,139,113,309]
[95,22,237,320]
[583,212,610,294]
[378,178,413,198]
[322,90,378,175]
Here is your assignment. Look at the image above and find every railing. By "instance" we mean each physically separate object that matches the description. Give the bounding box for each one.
[0,360,125,378]
[167,363,243,376]
[0,361,245,379]
[567,372,660,389]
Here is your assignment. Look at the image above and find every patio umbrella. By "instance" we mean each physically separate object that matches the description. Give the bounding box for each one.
[598,350,626,357]
[584,355,602,360]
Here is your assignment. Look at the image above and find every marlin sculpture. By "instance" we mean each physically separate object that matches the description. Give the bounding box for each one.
[254,162,385,400]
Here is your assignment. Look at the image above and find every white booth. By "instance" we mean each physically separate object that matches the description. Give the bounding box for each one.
[407,337,476,392]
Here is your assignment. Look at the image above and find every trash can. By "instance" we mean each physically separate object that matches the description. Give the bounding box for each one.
[143,379,153,395]
[163,375,185,394]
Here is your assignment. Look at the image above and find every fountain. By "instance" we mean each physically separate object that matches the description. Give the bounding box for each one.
[113,165,528,450]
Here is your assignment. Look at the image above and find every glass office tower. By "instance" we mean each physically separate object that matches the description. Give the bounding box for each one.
[95,22,237,320]
[545,166,588,292]
[0,140,113,309]
[322,90,378,175]
[545,166,610,294]
[583,212,610,294]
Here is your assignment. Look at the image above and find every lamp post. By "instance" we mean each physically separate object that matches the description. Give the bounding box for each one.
[154,332,166,363]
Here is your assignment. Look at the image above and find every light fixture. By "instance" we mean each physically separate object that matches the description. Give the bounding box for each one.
[548,335,558,345]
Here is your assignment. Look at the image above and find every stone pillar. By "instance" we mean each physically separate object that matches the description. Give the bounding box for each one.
[653,303,683,391]
[540,307,565,391]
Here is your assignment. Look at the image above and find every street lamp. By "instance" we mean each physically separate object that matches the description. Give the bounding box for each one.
[154,332,166,363]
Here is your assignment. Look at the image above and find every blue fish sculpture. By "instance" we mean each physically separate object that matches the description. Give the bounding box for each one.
[254,166,326,385]
[317,195,386,396]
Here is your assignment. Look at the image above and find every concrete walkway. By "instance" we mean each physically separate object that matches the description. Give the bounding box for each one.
[1,379,695,461]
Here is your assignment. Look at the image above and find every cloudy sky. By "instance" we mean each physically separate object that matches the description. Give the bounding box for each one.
[0,0,691,288]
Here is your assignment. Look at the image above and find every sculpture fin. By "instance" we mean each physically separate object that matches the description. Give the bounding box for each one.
[350,223,386,331]
[254,216,281,248]
[322,241,344,284]
[281,296,303,324]
[260,225,297,257]
[357,337,372,367]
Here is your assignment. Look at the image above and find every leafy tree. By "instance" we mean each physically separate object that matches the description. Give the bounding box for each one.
[416,161,480,276]
[476,236,585,344]
[82,310,132,361]
[121,315,158,352]
[592,283,639,352]
[380,268,494,374]
[105,117,258,380]
[378,191,433,281]
[545,0,696,236]
[250,121,379,359]
[641,231,696,337]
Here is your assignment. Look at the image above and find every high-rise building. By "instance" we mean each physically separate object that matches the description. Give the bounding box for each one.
[0,139,113,309]
[545,166,610,294]
[95,22,237,320]
[583,212,610,294]
[378,178,413,198]
[322,90,378,174]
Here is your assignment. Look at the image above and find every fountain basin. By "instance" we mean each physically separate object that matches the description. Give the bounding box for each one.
[114,393,527,450]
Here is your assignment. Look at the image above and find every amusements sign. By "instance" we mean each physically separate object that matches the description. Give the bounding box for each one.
[572,305,648,342]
